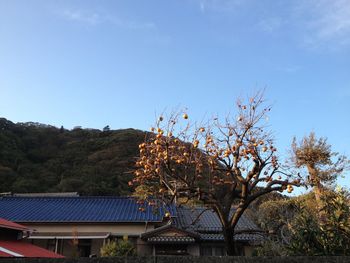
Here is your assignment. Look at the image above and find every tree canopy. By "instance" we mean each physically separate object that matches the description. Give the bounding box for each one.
[131,92,301,255]
[0,118,145,195]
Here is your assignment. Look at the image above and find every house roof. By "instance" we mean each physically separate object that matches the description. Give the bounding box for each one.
[0,241,64,258]
[173,207,264,243]
[199,233,265,243]
[147,236,196,244]
[141,223,199,239]
[0,196,263,244]
[0,218,29,231]
[0,196,176,223]
[174,207,260,232]
[29,232,110,239]
[12,192,79,197]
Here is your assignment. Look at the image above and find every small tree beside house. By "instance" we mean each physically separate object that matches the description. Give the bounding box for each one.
[130,92,301,256]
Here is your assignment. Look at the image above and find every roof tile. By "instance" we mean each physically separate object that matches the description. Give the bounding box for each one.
[173,207,265,242]
[0,197,175,223]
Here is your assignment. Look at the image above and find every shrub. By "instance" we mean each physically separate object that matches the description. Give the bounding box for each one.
[100,239,136,257]
[288,189,350,255]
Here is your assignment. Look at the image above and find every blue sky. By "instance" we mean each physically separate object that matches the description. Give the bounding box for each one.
[0,0,350,189]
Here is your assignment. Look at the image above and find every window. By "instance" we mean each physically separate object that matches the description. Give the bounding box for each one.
[155,244,188,255]
[78,239,91,257]
[200,245,226,256]
[46,239,56,252]
[214,246,225,256]
[200,246,212,256]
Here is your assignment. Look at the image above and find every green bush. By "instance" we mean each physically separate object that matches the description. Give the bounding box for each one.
[100,240,118,257]
[288,190,350,255]
[100,239,136,257]
[257,189,350,256]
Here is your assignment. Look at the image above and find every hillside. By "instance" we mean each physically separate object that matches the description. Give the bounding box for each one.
[0,118,146,195]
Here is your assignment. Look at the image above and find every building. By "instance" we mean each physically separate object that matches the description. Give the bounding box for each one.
[0,196,263,257]
[0,218,64,258]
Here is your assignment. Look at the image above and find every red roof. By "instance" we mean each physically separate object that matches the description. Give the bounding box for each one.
[0,218,29,231]
[0,241,64,258]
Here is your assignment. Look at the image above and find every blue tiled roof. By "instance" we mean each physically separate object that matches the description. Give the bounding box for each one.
[0,197,176,223]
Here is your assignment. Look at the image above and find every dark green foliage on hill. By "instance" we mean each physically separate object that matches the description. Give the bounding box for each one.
[0,118,146,195]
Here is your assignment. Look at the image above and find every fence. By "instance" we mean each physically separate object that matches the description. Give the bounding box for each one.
[1,256,350,263]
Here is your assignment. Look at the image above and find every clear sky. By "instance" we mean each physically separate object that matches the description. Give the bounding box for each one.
[0,0,349,189]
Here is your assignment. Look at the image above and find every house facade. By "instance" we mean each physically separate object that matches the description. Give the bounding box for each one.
[0,218,64,258]
[0,196,263,257]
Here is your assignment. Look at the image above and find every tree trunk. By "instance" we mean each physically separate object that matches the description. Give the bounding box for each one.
[223,226,236,256]
[307,165,325,223]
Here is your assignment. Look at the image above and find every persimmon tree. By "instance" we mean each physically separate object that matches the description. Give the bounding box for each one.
[131,92,301,255]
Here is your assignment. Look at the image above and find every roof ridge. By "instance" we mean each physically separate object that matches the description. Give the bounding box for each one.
[0,196,136,199]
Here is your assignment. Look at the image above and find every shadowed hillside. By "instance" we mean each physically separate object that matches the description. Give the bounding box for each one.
[0,118,146,195]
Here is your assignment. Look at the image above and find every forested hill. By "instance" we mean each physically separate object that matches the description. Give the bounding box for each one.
[0,118,146,195]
